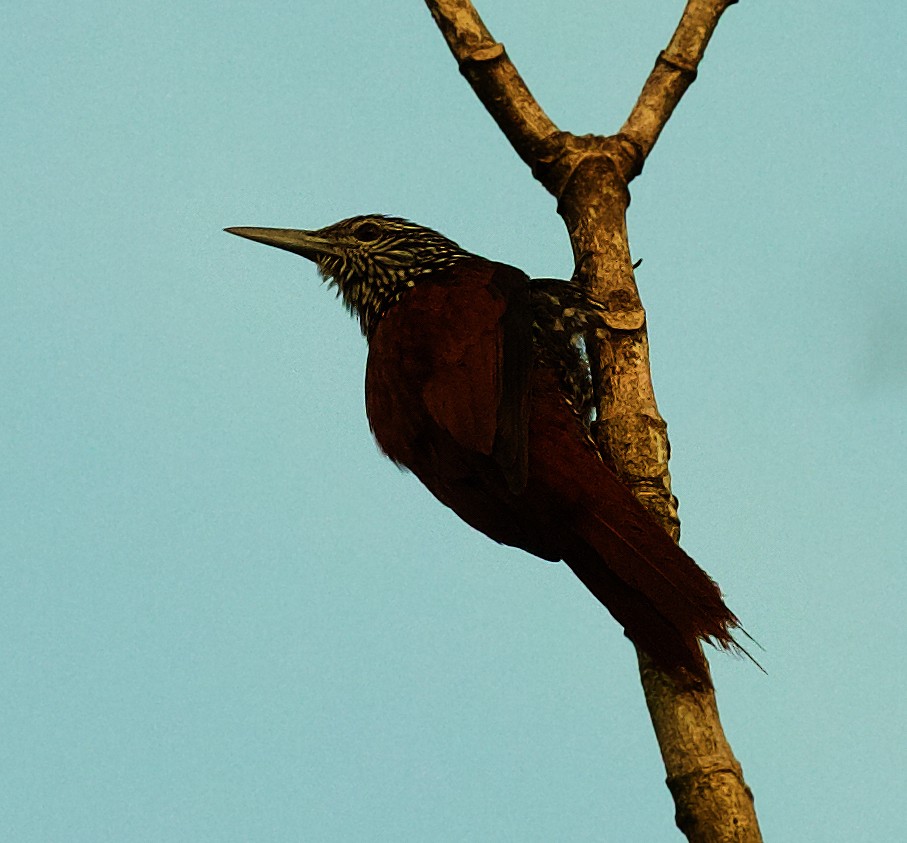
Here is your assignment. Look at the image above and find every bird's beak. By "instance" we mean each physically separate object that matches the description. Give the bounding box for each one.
[224,227,338,262]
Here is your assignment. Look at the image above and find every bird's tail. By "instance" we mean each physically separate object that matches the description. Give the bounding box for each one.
[530,387,747,681]
[561,527,739,681]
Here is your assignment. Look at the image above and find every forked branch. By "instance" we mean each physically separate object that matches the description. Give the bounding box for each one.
[423,1,761,841]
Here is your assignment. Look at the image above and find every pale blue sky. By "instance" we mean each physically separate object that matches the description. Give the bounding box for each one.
[2,1,905,840]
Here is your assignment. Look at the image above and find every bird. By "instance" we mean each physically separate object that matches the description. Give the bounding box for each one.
[225,214,747,681]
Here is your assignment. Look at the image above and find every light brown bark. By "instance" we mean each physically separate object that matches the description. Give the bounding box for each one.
[424,1,760,839]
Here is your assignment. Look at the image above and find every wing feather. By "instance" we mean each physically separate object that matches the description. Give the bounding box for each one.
[366,260,531,493]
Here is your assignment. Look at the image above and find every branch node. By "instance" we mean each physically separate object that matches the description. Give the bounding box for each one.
[667,762,745,793]
[658,49,699,79]
[531,133,642,200]
[461,41,505,64]
[602,307,645,332]
[528,131,576,189]
[612,133,645,181]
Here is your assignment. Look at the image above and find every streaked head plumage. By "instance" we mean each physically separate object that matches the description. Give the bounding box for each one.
[226,214,472,335]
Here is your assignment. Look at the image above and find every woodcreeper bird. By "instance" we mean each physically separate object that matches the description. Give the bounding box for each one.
[226,215,746,680]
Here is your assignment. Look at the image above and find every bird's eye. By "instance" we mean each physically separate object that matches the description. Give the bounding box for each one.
[354,222,381,242]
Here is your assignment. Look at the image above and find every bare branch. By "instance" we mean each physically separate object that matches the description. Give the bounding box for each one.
[424,1,760,839]
[639,654,761,841]
[423,0,559,167]
[620,0,739,164]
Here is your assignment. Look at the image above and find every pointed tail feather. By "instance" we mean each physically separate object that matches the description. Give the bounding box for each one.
[562,540,717,679]
[529,382,745,678]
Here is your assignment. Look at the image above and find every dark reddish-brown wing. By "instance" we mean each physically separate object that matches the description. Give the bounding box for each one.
[365,258,532,494]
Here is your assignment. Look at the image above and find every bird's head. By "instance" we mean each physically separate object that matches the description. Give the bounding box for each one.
[225,214,472,335]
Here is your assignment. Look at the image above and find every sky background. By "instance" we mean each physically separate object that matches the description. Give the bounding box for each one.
[2,1,905,840]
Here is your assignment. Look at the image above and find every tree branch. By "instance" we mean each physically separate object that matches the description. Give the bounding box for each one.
[424,1,760,840]
[620,0,739,164]
[424,0,559,167]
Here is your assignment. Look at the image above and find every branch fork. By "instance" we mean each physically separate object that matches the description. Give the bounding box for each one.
[423,1,760,840]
